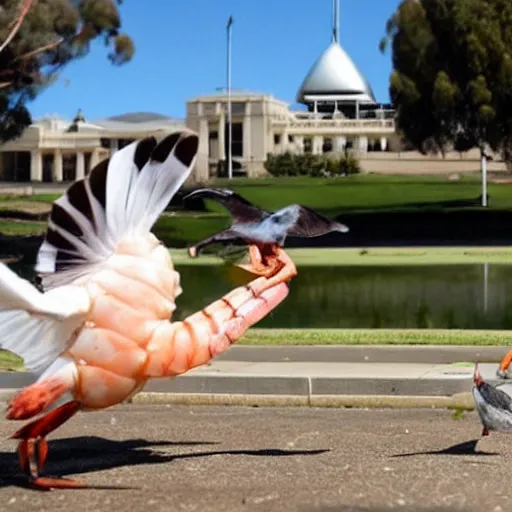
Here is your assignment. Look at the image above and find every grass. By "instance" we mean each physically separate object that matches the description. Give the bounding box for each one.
[1,173,511,216]
[203,173,512,214]
[0,350,23,371]
[0,219,47,236]
[1,173,512,241]
[167,246,512,267]
[0,194,60,203]
[239,328,512,346]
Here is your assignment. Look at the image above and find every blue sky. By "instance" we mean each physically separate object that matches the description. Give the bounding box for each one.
[29,0,401,121]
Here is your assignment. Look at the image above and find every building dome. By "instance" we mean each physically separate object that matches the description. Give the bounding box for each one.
[296,41,376,105]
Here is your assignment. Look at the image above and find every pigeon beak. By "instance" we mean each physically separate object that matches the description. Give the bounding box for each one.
[474,363,484,387]
[336,223,350,233]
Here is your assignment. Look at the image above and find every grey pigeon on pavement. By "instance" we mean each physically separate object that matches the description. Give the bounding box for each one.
[472,363,512,436]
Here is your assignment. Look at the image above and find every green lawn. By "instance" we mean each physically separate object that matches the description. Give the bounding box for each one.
[0,219,47,236]
[241,329,512,346]
[2,174,512,252]
[0,350,23,371]
[168,246,512,266]
[1,173,512,217]
[201,173,512,214]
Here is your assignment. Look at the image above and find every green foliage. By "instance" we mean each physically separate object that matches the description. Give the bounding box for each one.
[451,408,467,421]
[264,152,361,178]
[0,0,134,143]
[381,0,512,161]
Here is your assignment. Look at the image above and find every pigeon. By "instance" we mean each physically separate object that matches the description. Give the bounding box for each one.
[183,187,349,258]
[472,363,512,436]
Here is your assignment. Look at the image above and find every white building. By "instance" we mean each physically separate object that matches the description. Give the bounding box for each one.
[0,1,506,184]
[0,111,185,183]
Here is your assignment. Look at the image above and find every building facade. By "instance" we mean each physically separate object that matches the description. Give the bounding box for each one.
[0,1,507,184]
[0,111,185,183]
[185,89,396,181]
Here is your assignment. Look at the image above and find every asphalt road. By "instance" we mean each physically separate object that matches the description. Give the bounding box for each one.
[0,405,508,512]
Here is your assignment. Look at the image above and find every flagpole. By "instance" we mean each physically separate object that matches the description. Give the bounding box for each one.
[226,15,233,180]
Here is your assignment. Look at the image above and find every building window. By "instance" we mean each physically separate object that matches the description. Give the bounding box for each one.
[209,130,219,160]
[225,122,243,158]
[100,138,111,149]
[231,102,246,115]
[203,103,216,115]
[274,134,281,145]
[304,137,312,154]
[1,151,30,181]
[323,138,333,153]
[63,154,76,182]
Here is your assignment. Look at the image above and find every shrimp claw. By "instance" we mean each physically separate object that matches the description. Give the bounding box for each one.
[237,244,298,296]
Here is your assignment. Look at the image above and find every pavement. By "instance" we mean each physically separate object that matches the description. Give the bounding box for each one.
[0,405,510,511]
[1,345,511,410]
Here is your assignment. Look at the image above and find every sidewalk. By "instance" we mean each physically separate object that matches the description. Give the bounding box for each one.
[0,345,509,410]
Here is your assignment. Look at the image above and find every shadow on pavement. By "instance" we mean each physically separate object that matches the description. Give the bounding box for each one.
[390,438,499,458]
[0,435,329,490]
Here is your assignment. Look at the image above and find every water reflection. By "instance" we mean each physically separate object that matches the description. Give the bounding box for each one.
[10,262,512,330]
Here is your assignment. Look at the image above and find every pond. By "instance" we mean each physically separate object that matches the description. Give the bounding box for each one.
[10,262,512,330]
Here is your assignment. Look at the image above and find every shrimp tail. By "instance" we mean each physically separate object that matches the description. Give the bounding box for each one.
[144,277,290,377]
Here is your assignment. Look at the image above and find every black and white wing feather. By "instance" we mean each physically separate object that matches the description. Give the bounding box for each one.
[36,130,199,289]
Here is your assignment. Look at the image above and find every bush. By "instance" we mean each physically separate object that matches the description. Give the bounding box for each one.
[264,152,361,178]
[336,154,361,176]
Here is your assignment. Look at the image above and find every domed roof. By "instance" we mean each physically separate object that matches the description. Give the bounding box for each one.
[296,42,376,105]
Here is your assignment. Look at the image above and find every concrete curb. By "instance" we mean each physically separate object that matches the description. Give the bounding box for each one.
[141,374,476,397]
[0,372,483,397]
[131,391,475,410]
[0,388,476,411]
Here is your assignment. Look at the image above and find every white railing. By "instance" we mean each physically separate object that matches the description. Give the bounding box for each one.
[272,118,396,133]
[39,134,102,149]
[291,109,396,121]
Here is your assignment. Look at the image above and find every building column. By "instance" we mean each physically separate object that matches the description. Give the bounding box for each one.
[281,130,288,153]
[294,135,304,154]
[76,151,85,180]
[53,149,63,182]
[194,118,210,182]
[89,148,101,171]
[30,149,42,181]
[243,116,252,160]
[357,136,368,156]
[218,111,226,161]
[110,139,119,154]
[333,136,347,154]
[313,135,323,155]
[380,137,388,152]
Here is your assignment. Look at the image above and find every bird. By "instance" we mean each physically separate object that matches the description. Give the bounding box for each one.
[183,187,350,259]
[0,130,294,490]
[472,363,512,437]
